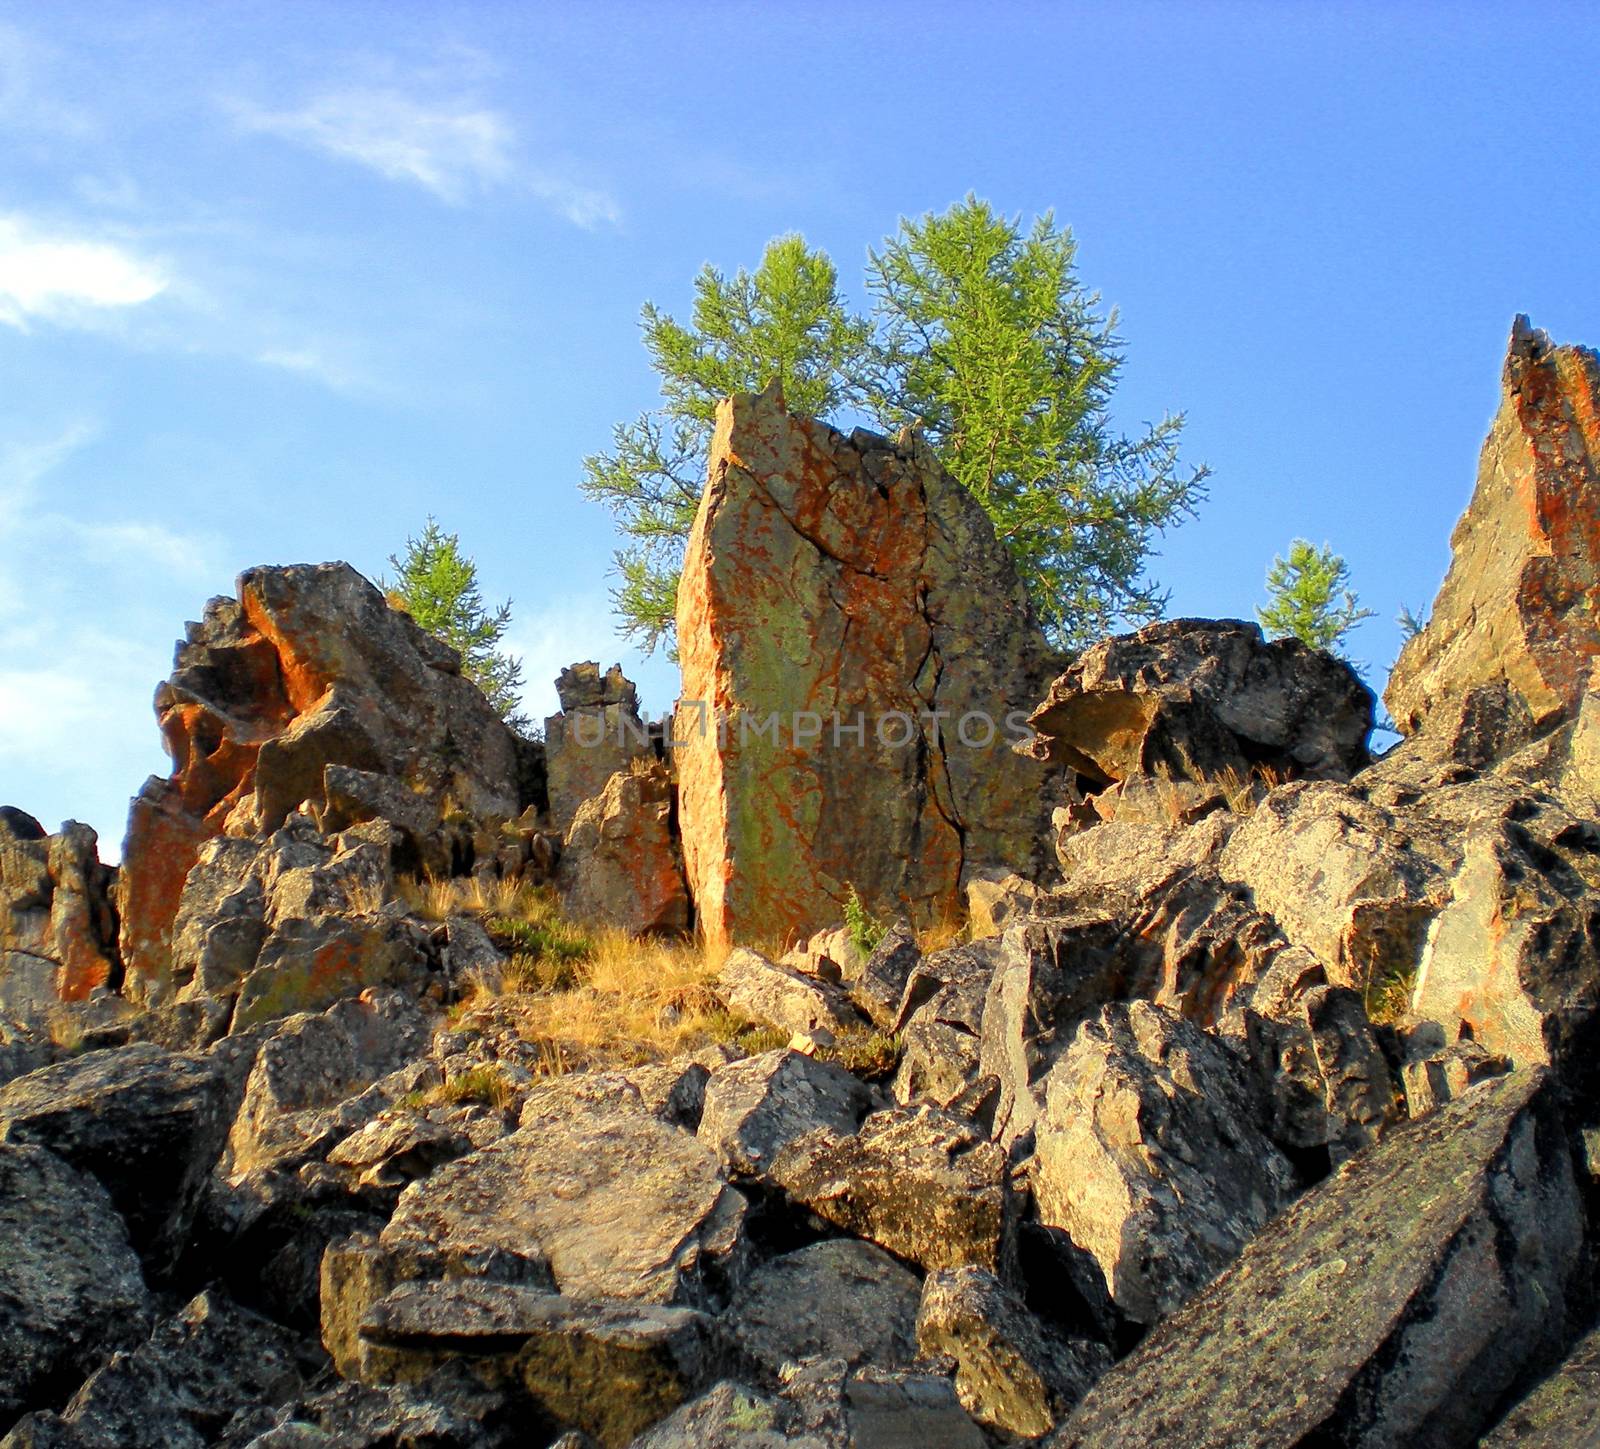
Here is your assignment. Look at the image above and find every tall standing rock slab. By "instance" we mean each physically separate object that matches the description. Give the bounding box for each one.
[1388,317,1600,739]
[675,385,1063,950]
[118,564,523,1000]
[1047,1070,1585,1449]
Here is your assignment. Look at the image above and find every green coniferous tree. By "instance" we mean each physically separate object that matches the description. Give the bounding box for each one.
[387,519,529,730]
[583,198,1208,655]
[1256,539,1375,655]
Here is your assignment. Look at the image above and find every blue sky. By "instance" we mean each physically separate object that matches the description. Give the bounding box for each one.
[3,1,1599,854]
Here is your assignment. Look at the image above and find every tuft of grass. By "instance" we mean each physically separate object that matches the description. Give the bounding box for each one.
[916,912,966,955]
[436,1067,519,1111]
[821,1027,903,1080]
[486,914,594,968]
[1364,960,1418,1025]
[395,874,465,923]
[844,885,888,957]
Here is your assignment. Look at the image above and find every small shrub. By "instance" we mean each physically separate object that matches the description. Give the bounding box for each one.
[1365,960,1417,1025]
[843,885,887,956]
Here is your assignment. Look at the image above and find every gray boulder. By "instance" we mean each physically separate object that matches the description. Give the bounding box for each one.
[0,1042,229,1276]
[1479,1321,1600,1447]
[1047,1069,1585,1448]
[916,1266,1108,1438]
[1033,1001,1296,1325]
[718,949,864,1038]
[769,1105,1013,1276]
[722,1240,921,1377]
[0,1143,151,1424]
[697,1050,873,1178]
[356,1279,732,1448]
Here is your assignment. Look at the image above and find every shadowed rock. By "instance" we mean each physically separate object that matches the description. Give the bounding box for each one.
[1047,1070,1584,1448]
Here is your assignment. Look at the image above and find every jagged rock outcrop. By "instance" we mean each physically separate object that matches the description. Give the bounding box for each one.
[557,761,690,936]
[674,383,1064,949]
[544,662,653,835]
[695,1048,873,1178]
[1028,618,1373,804]
[1048,1070,1585,1448]
[119,563,527,1001]
[1389,317,1600,743]
[1479,1320,1600,1447]
[0,811,120,1008]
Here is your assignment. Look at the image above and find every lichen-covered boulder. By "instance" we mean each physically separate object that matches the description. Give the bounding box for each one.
[695,1049,872,1178]
[674,384,1062,949]
[0,1042,230,1276]
[1028,617,1373,793]
[557,762,689,936]
[768,1104,1014,1276]
[0,1143,151,1424]
[119,563,525,1000]
[1033,1001,1296,1326]
[1047,1070,1585,1448]
[1388,317,1600,742]
[721,1240,921,1377]
[917,1266,1108,1438]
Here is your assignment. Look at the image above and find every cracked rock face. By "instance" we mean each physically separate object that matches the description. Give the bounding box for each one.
[1388,316,1600,738]
[1048,1069,1585,1449]
[118,563,524,1001]
[674,383,1063,949]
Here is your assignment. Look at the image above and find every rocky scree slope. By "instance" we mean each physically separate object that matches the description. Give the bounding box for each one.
[1,318,1600,1445]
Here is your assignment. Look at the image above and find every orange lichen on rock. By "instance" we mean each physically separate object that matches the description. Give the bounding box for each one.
[675,383,1061,952]
[1388,316,1600,735]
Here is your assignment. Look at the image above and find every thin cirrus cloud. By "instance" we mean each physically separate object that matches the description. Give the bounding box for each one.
[0,214,168,331]
[229,86,619,227]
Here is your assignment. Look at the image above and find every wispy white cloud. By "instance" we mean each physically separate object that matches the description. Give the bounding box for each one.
[227,83,619,226]
[0,214,167,330]
[231,87,514,202]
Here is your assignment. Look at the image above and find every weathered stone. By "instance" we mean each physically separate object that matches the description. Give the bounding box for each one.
[1410,805,1600,1080]
[890,940,998,1110]
[769,1104,1013,1275]
[1047,1070,1585,1448]
[119,564,524,999]
[781,1358,987,1449]
[1388,317,1600,741]
[231,912,433,1032]
[718,948,863,1038]
[240,1378,501,1449]
[341,1096,748,1330]
[16,1289,309,1449]
[544,662,653,836]
[722,1240,921,1377]
[965,868,1045,941]
[0,1143,151,1424]
[851,923,920,1027]
[0,813,119,1006]
[916,1266,1108,1438]
[558,762,689,936]
[1217,779,1449,991]
[1028,617,1372,793]
[696,1049,873,1177]
[1033,1002,1296,1326]
[675,385,1062,950]
[1398,1030,1511,1117]
[781,925,863,986]
[1479,1321,1600,1447]
[626,1381,797,1449]
[356,1279,732,1448]
[0,1042,229,1275]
